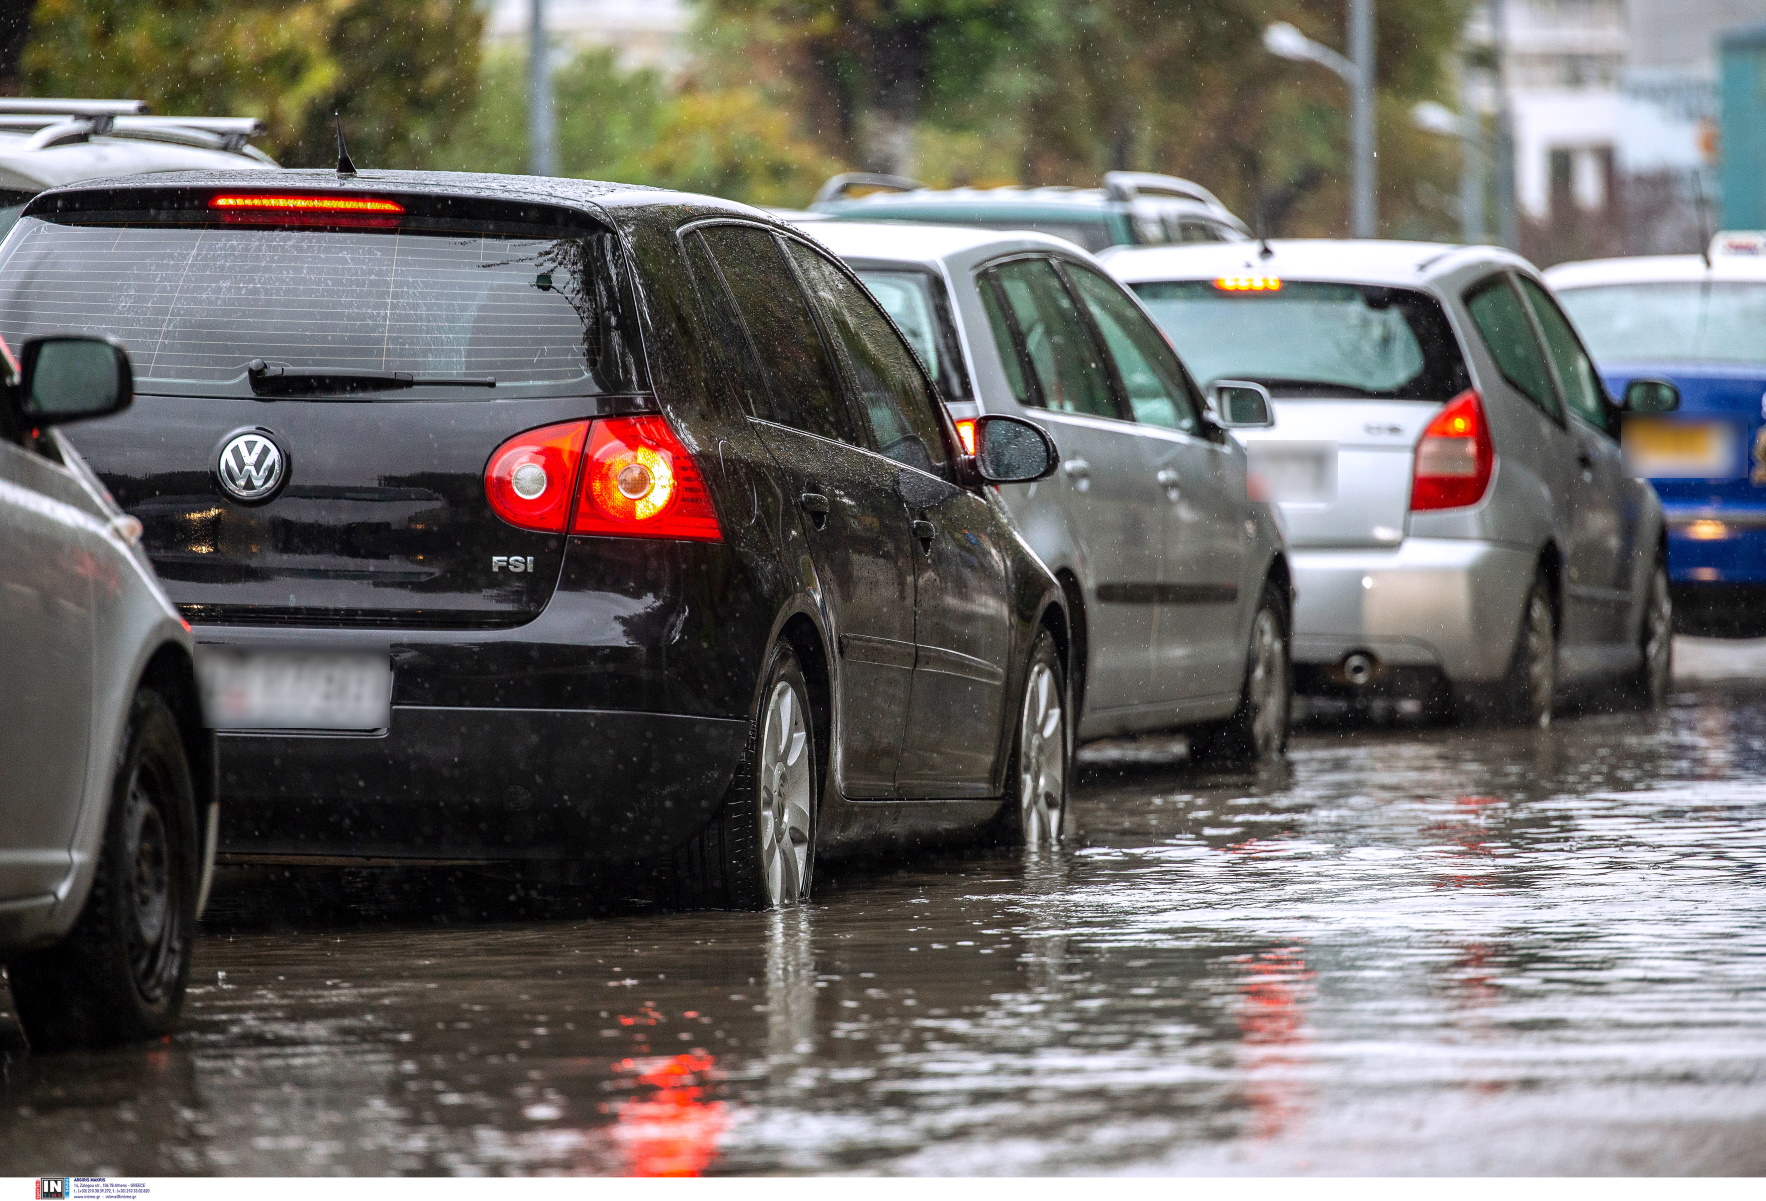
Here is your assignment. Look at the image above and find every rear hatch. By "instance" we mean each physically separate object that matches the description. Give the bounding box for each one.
[0,186,647,627]
[1235,399,1439,548]
[1125,275,1472,550]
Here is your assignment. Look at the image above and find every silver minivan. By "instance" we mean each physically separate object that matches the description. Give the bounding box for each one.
[1105,239,1674,723]
[0,336,215,1050]
[806,221,1292,765]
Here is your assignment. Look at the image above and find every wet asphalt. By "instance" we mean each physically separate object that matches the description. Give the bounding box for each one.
[5,676,1766,1176]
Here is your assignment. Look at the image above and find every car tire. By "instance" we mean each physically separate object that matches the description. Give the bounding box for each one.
[1189,580,1291,766]
[671,641,817,911]
[1627,557,1673,711]
[6,689,199,1051]
[998,629,1070,848]
[1493,570,1557,728]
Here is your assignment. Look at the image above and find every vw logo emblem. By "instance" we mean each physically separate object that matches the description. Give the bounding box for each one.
[216,430,286,502]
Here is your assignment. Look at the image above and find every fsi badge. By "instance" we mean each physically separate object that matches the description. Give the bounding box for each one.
[35,1181,70,1200]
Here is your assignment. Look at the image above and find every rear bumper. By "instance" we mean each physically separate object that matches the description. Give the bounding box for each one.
[196,535,771,862]
[1665,507,1766,585]
[1290,537,1535,684]
[218,706,746,862]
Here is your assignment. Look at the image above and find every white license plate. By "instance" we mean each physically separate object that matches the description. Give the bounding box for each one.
[196,650,393,731]
[1249,441,1337,502]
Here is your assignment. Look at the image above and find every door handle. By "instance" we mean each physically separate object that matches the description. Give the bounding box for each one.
[1577,451,1595,480]
[799,491,830,530]
[1062,458,1091,491]
[912,518,936,554]
[1156,468,1181,498]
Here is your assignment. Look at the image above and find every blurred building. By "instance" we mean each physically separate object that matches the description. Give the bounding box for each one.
[484,0,690,70]
[1476,0,1764,263]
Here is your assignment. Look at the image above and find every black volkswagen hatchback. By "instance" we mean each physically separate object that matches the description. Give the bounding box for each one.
[6,171,1072,908]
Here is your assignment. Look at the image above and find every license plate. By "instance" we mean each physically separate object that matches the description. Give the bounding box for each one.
[196,649,393,731]
[1248,441,1337,502]
[1623,418,1741,479]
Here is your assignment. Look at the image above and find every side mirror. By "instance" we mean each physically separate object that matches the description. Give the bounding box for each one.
[10,335,133,427]
[970,414,1058,484]
[1622,377,1680,414]
[1210,379,1274,428]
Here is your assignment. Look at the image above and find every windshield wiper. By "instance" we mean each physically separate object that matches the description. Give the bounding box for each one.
[247,359,496,396]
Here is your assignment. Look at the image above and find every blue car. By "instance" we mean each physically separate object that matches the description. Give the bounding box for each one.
[1548,245,1766,635]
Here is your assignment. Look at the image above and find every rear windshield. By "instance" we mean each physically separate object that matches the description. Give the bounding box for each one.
[0,217,644,397]
[1129,279,1471,400]
[853,268,971,400]
[1555,281,1766,365]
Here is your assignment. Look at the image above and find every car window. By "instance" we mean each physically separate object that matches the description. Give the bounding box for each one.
[695,223,858,445]
[1555,281,1766,365]
[1063,262,1200,433]
[681,230,774,420]
[0,218,643,395]
[1465,274,1562,421]
[984,258,1120,420]
[1518,275,1611,435]
[1132,279,1470,400]
[979,276,1036,406]
[785,240,950,474]
[852,268,971,401]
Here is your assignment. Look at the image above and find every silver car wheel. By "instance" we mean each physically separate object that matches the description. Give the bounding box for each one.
[757,678,812,907]
[1247,607,1289,757]
[1642,563,1672,705]
[1523,589,1556,728]
[1018,660,1067,848]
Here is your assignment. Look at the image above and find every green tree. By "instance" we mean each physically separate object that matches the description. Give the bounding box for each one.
[21,0,482,169]
[699,0,1033,176]
[428,45,669,180]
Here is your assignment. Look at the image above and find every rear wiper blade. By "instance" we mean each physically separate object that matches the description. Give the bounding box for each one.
[246,359,495,396]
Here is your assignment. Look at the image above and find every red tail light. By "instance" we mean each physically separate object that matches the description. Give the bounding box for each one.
[208,193,406,229]
[954,418,978,456]
[1410,388,1495,511]
[573,416,722,541]
[484,416,723,541]
[484,420,590,533]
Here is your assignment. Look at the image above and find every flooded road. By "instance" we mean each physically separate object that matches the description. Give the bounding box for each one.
[6,681,1766,1175]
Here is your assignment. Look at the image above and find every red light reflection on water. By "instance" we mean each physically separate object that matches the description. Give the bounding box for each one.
[1235,946,1315,1140]
[611,1052,729,1177]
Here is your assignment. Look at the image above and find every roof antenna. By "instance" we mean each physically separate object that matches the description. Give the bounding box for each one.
[334,112,357,178]
[1253,190,1274,260]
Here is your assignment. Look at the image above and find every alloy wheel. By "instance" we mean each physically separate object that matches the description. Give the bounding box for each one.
[1018,661,1067,848]
[1642,565,1672,704]
[1524,590,1556,727]
[757,679,813,907]
[1247,607,1289,758]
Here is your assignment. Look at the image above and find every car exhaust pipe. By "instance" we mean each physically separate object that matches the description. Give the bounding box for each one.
[1342,652,1377,687]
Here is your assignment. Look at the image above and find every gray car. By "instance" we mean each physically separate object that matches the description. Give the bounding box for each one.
[0,336,215,1049]
[1105,239,1675,724]
[806,222,1292,765]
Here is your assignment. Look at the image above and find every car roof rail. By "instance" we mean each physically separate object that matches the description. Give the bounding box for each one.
[813,172,927,206]
[0,101,269,157]
[0,98,148,118]
[1102,171,1228,211]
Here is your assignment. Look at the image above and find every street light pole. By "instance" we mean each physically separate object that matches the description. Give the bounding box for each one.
[528,0,556,177]
[1349,0,1376,239]
[1264,2,1378,239]
[1490,0,1518,249]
